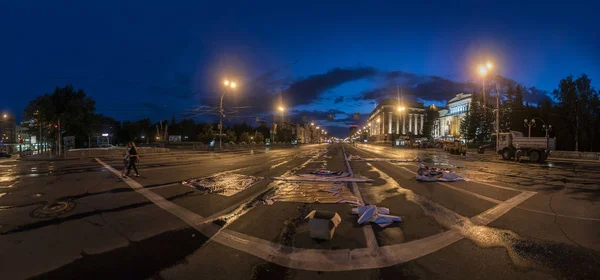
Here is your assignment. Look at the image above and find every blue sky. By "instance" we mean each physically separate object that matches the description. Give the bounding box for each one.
[2,0,599,137]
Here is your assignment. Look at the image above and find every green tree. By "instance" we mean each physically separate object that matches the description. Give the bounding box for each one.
[239,131,251,143]
[460,108,472,143]
[199,124,214,144]
[23,85,96,149]
[423,106,438,139]
[254,132,265,143]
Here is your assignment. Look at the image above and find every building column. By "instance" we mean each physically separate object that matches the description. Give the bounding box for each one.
[420,114,424,134]
[403,113,407,135]
[388,112,393,134]
[396,113,400,135]
[380,112,385,136]
[408,114,412,132]
[414,114,418,135]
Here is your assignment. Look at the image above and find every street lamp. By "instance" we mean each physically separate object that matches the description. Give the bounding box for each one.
[524,119,536,137]
[478,61,498,151]
[220,79,237,149]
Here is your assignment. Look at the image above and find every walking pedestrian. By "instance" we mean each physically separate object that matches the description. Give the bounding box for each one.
[121,142,131,177]
[125,141,140,177]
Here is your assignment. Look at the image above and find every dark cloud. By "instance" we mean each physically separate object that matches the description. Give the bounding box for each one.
[285,67,377,107]
[334,96,345,104]
[361,73,475,105]
[289,109,345,123]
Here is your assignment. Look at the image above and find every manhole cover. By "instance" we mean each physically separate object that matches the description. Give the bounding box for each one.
[31,201,76,218]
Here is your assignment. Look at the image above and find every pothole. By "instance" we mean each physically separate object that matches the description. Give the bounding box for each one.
[31,201,76,218]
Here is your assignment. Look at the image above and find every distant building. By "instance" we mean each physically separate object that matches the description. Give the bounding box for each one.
[349,125,358,137]
[367,99,425,141]
[433,93,472,139]
[1,115,16,145]
[291,123,322,144]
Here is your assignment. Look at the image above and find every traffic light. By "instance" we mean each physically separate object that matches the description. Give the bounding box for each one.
[54,124,58,129]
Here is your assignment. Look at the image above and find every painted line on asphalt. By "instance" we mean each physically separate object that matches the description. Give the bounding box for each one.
[399,167,503,204]
[94,148,535,272]
[342,145,378,253]
[471,180,536,194]
[352,145,600,223]
[514,206,600,222]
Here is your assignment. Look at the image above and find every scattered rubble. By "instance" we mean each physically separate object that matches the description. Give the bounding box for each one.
[264,181,362,205]
[182,173,263,196]
[352,205,402,227]
[273,169,371,182]
[305,210,342,240]
[416,163,465,182]
[347,155,421,162]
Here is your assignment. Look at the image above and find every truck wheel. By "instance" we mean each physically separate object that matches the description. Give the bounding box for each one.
[529,150,541,163]
[502,148,513,160]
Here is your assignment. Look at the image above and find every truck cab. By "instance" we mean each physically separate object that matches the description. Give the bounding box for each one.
[497,131,556,163]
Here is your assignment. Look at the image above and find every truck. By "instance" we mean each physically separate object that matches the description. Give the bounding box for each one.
[497,131,556,163]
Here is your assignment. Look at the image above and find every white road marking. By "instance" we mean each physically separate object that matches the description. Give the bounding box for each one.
[342,146,378,253]
[471,180,536,194]
[399,167,503,204]
[93,149,536,271]
[515,206,600,222]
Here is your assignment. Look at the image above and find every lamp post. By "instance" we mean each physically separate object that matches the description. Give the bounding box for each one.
[479,62,498,151]
[524,119,536,137]
[220,80,237,149]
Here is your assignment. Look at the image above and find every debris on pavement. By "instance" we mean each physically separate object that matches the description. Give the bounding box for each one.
[352,205,402,227]
[182,173,263,196]
[416,163,466,182]
[347,155,421,162]
[272,169,372,182]
[305,210,342,240]
[264,181,362,205]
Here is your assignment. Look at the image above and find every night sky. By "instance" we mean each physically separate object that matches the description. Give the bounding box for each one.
[3,0,599,137]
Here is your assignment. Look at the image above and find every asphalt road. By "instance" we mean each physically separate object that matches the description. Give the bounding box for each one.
[0,144,598,280]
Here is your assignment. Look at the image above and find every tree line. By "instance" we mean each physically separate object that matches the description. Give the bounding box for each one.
[23,84,296,149]
[457,74,599,152]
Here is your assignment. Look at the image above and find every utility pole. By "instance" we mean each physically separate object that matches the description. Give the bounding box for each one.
[57,118,61,157]
[495,83,500,153]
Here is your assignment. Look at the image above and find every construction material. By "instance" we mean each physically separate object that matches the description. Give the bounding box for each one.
[266,181,362,205]
[352,205,402,227]
[273,171,372,182]
[182,173,263,196]
[305,210,342,240]
[416,163,465,182]
[347,155,421,162]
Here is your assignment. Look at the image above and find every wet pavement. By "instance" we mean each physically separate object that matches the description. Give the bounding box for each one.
[0,144,598,279]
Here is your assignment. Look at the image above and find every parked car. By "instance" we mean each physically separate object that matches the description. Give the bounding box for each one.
[0,152,11,158]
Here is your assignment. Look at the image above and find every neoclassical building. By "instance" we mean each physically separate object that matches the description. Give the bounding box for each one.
[367,99,425,140]
[432,93,472,139]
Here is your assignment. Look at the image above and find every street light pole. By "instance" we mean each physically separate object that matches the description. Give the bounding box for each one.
[524,119,536,137]
[219,90,226,149]
[495,83,500,153]
[219,80,236,149]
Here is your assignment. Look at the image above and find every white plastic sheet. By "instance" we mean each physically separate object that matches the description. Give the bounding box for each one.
[352,205,402,227]
[416,163,465,182]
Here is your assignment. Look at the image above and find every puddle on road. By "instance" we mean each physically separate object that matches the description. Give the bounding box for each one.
[366,163,600,277]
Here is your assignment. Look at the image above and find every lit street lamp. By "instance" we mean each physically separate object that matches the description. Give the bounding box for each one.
[220,79,237,149]
[524,119,536,138]
[478,61,499,151]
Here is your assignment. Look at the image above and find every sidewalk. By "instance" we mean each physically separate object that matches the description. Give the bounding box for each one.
[18,153,80,161]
